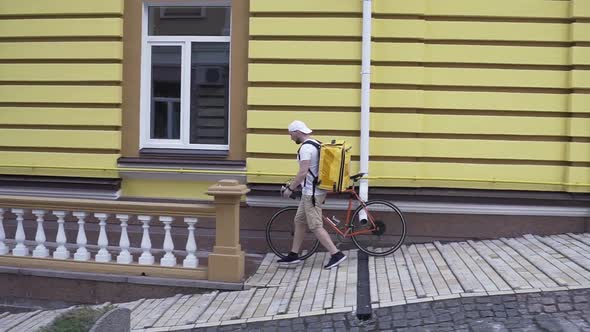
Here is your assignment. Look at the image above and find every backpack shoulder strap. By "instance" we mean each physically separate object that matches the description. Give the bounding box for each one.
[297,139,321,160]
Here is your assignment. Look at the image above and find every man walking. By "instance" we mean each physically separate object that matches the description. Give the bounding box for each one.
[278,120,347,269]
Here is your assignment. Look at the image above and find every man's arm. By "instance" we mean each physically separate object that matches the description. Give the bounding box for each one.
[290,159,310,190]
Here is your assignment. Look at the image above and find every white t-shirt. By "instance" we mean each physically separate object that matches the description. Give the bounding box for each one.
[297,139,326,196]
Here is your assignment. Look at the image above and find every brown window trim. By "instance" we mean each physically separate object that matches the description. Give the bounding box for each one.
[121,0,248,162]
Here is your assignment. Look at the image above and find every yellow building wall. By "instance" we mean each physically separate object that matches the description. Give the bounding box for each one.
[247,0,590,193]
[0,0,123,178]
[121,179,215,201]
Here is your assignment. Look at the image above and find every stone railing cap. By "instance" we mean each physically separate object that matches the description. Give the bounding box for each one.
[206,179,250,196]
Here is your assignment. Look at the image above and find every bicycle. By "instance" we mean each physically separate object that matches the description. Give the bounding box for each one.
[266,173,407,258]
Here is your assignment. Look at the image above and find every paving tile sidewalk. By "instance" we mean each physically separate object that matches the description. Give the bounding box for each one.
[3,232,590,331]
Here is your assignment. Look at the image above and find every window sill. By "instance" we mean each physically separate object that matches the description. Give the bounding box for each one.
[118,149,244,169]
[139,148,229,158]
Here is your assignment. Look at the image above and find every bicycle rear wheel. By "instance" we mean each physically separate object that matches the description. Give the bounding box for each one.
[265,206,320,260]
[351,200,407,256]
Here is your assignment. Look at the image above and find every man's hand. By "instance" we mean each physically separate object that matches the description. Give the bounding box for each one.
[281,185,293,199]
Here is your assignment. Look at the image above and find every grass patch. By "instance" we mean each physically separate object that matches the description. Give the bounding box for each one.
[39,305,115,332]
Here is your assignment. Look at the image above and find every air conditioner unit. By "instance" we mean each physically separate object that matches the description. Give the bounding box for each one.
[194,66,224,85]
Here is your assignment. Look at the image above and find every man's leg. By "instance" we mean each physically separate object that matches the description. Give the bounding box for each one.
[291,199,307,254]
[306,194,347,269]
[306,194,338,255]
[291,221,307,253]
[312,227,338,255]
[277,202,306,264]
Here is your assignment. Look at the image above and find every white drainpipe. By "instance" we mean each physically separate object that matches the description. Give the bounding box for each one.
[359,0,372,212]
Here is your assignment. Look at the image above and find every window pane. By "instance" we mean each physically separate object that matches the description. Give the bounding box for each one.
[151,46,181,140]
[149,6,230,36]
[189,43,229,145]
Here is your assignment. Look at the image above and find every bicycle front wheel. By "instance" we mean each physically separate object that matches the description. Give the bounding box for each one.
[351,200,407,256]
[265,206,320,260]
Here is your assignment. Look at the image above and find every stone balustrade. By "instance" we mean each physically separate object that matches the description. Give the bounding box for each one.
[0,180,249,283]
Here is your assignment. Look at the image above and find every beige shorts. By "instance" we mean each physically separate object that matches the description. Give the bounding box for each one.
[294,194,327,231]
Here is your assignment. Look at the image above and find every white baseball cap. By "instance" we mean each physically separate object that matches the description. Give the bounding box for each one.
[288,120,312,134]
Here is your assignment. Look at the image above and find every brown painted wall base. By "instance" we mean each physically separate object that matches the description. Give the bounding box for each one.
[0,273,206,310]
[239,206,590,253]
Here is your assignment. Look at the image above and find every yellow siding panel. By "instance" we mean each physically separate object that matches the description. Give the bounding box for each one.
[250,18,361,37]
[250,0,361,13]
[374,43,569,65]
[0,64,122,82]
[248,111,359,131]
[571,94,590,113]
[121,179,214,201]
[369,161,567,191]
[248,134,567,161]
[374,19,569,42]
[0,155,118,178]
[249,88,569,112]
[0,0,123,15]
[0,86,121,104]
[571,70,590,89]
[573,0,590,19]
[249,64,360,83]
[372,89,569,112]
[572,23,590,42]
[370,113,572,137]
[249,41,361,61]
[569,143,590,162]
[572,47,590,65]
[248,87,360,107]
[0,107,121,126]
[374,67,569,88]
[257,69,576,92]
[246,158,573,191]
[565,166,590,192]
[371,138,566,161]
[571,119,590,137]
[247,133,357,155]
[373,0,569,19]
[0,42,122,60]
[249,64,570,88]
[0,151,117,168]
[0,19,122,38]
[248,111,579,137]
[247,158,304,183]
[0,129,120,150]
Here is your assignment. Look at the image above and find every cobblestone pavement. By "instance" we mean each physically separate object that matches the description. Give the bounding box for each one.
[195,288,590,332]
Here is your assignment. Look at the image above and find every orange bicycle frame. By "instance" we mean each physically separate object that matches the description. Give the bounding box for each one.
[322,188,376,237]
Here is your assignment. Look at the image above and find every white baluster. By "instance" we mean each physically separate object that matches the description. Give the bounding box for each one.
[94,213,111,262]
[73,212,90,261]
[0,208,8,255]
[12,209,29,256]
[32,210,49,258]
[53,211,69,259]
[160,216,176,267]
[138,215,154,265]
[116,214,133,264]
[183,217,198,268]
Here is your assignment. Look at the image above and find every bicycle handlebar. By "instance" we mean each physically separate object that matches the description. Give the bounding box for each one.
[349,172,366,182]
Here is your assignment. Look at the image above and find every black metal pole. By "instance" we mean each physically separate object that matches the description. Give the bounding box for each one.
[356,251,372,320]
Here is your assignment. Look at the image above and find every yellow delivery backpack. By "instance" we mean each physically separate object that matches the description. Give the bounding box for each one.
[298,140,352,193]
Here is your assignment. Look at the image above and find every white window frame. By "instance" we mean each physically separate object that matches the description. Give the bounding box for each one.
[140,1,232,151]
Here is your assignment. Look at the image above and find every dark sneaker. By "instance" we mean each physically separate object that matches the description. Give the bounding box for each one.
[324,251,347,269]
[277,252,301,264]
